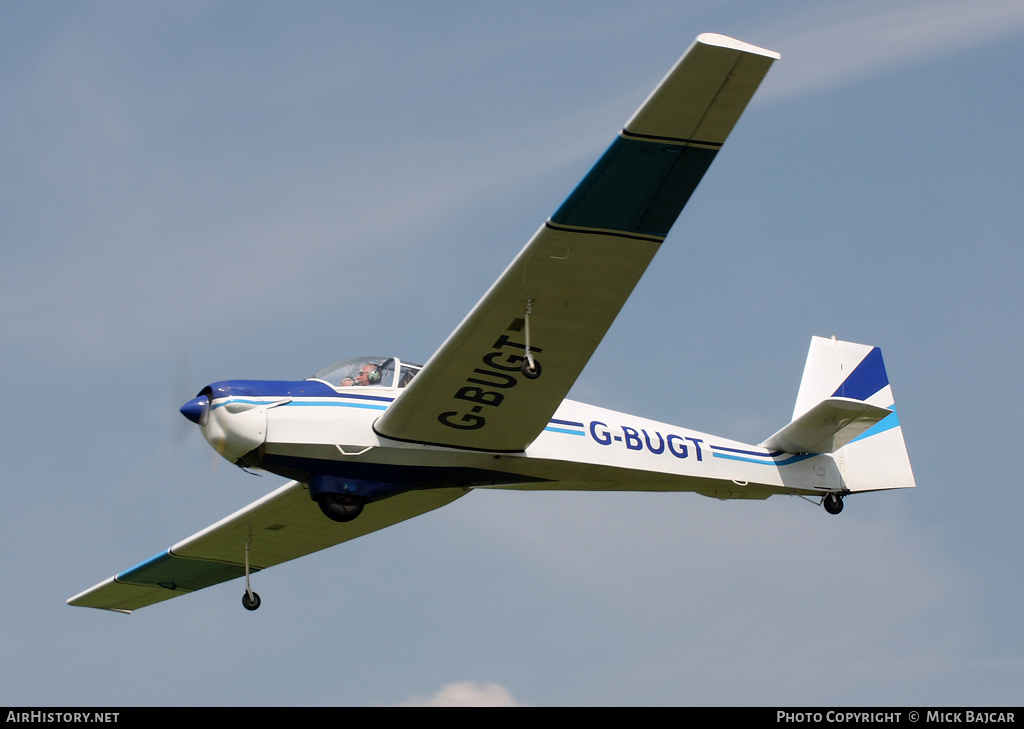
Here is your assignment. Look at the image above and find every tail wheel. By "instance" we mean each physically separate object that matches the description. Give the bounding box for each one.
[317,493,366,523]
[823,492,844,515]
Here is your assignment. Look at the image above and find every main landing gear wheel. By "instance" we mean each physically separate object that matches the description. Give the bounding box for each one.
[520,358,541,379]
[242,591,261,611]
[317,493,366,523]
[823,492,844,515]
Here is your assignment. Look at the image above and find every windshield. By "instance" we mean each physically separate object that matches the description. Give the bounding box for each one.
[310,357,422,389]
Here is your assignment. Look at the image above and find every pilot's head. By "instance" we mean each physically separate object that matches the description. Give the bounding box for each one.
[355,364,381,386]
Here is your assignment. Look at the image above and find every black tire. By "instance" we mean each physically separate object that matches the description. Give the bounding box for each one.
[242,591,261,611]
[521,358,541,379]
[823,493,844,515]
[317,493,366,523]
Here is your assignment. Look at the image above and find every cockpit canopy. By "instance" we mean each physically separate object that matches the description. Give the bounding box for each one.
[309,357,422,390]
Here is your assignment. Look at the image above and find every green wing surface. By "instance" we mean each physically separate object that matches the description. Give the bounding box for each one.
[67,483,468,613]
[374,34,778,453]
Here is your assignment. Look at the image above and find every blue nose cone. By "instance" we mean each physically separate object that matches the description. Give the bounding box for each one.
[180,395,209,425]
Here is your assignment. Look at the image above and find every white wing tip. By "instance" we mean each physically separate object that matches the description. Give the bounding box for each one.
[696,33,781,60]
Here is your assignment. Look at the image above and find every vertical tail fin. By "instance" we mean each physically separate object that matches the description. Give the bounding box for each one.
[794,336,915,493]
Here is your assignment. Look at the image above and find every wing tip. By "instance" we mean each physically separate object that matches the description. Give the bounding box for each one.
[67,591,134,615]
[696,33,781,60]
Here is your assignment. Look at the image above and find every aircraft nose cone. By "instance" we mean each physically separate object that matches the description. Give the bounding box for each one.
[180,395,209,425]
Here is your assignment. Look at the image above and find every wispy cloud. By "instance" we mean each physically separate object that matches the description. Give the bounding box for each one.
[397,681,525,707]
[758,0,1024,98]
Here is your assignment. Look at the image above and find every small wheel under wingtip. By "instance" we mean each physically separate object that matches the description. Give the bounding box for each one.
[242,591,261,611]
[823,492,844,515]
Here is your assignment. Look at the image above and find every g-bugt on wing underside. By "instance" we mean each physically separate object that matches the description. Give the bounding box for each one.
[375,34,778,453]
[67,482,468,613]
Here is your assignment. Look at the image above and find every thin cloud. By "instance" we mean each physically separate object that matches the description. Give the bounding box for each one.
[397,681,525,707]
[759,0,1024,98]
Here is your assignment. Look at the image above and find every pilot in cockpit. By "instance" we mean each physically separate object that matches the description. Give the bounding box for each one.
[341,363,382,387]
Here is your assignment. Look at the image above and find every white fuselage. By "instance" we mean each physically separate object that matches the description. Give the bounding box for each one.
[204,383,842,503]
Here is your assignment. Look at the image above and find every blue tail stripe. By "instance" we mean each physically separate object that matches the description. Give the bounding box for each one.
[850,408,900,444]
[832,346,889,401]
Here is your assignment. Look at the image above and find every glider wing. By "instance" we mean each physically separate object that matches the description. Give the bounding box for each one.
[375,35,778,452]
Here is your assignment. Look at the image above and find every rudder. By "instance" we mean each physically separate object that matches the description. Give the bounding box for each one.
[794,336,915,493]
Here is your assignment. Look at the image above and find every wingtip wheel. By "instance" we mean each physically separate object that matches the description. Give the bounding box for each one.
[823,492,844,515]
[242,590,261,611]
[242,537,261,611]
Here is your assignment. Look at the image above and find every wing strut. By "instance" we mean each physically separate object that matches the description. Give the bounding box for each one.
[523,299,540,378]
[242,538,260,611]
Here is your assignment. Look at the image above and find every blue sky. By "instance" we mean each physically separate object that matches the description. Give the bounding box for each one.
[3,0,1023,706]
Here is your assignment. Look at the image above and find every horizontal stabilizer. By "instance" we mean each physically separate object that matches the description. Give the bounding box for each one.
[760,397,892,454]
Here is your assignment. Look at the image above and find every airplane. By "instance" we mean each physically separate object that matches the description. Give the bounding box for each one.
[68,34,915,614]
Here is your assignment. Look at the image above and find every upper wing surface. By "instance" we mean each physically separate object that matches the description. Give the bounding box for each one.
[67,482,467,613]
[375,34,778,452]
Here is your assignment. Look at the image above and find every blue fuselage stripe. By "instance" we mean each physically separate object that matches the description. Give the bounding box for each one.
[711,445,786,458]
[285,400,389,411]
[711,450,814,466]
[210,399,266,411]
[544,426,585,436]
